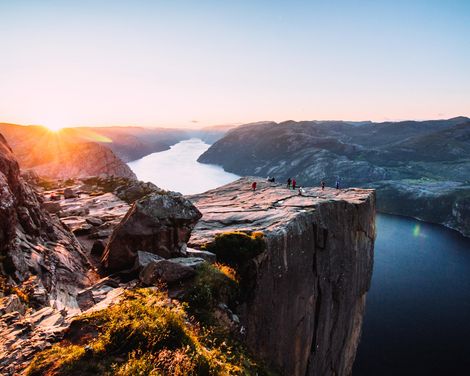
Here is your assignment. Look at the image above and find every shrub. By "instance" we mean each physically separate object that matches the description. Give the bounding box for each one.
[203,231,266,267]
[184,263,239,322]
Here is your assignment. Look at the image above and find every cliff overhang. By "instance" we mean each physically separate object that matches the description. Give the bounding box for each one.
[189,177,376,376]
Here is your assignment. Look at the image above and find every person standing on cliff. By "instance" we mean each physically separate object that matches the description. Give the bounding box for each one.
[321,180,325,190]
[287,177,291,189]
[252,181,257,191]
[292,179,297,190]
[336,180,340,189]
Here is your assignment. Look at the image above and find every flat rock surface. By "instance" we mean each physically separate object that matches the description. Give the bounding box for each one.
[188,177,374,246]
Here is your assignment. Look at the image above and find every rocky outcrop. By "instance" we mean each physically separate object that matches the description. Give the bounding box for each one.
[0,134,99,374]
[101,193,202,272]
[198,117,470,237]
[32,142,137,180]
[189,177,376,376]
[0,134,94,309]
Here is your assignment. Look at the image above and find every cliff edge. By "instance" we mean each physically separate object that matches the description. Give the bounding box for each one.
[189,177,376,376]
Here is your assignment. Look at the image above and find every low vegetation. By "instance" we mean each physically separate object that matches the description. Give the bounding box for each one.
[203,231,265,267]
[0,275,31,304]
[184,263,239,324]
[26,287,273,376]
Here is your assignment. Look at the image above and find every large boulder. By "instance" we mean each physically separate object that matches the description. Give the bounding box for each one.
[101,193,202,272]
[139,257,206,285]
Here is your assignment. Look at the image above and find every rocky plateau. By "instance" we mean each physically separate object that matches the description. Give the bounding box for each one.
[1,129,376,375]
[198,117,470,237]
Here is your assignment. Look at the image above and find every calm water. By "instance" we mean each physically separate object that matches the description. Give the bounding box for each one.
[354,214,470,375]
[128,138,239,194]
[128,139,470,375]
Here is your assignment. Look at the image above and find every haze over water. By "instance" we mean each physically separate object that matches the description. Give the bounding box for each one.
[128,139,470,375]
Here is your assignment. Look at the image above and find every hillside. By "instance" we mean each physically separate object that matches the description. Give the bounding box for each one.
[0,124,136,179]
[198,117,470,236]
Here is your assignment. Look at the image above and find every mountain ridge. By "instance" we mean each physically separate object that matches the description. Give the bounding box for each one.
[198,117,470,237]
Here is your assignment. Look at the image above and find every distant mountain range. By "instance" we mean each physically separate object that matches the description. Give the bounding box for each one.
[0,122,235,180]
[198,117,470,237]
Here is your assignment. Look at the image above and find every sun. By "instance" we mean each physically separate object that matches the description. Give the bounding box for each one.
[39,117,68,132]
[44,121,65,132]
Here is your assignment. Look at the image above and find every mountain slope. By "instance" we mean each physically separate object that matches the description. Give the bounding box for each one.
[198,117,470,236]
[0,124,136,179]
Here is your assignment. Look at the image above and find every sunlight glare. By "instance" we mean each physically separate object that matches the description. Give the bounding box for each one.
[43,121,65,132]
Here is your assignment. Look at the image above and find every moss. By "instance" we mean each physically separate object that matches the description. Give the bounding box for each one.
[26,288,274,376]
[203,231,266,267]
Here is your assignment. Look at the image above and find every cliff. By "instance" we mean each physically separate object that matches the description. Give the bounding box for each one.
[189,177,376,375]
[198,118,470,237]
[0,134,98,374]
[1,150,375,375]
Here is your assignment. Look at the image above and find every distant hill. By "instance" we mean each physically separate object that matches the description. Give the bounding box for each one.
[0,123,136,179]
[61,126,190,162]
[198,117,470,237]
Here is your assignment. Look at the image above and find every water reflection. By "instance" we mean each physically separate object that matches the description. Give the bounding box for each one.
[128,138,240,195]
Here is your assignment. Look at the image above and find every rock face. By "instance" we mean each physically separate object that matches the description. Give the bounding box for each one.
[0,134,98,374]
[189,177,376,376]
[0,134,94,309]
[33,142,137,180]
[198,117,470,237]
[101,193,202,272]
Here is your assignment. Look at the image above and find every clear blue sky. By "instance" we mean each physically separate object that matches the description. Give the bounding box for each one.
[0,0,469,128]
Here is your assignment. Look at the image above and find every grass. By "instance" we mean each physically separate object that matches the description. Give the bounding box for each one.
[26,288,273,376]
[184,263,239,324]
[203,231,265,267]
[0,275,31,305]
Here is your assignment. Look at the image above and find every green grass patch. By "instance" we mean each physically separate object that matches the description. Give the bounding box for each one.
[184,263,239,324]
[26,288,273,376]
[203,231,265,267]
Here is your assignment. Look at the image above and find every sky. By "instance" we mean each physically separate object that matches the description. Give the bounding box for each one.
[0,0,469,129]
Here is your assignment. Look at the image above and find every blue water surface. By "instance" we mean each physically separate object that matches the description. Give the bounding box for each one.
[354,214,470,375]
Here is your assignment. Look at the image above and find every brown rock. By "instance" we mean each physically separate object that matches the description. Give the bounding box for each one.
[42,201,61,214]
[63,188,77,199]
[101,192,202,272]
[139,258,201,285]
[186,248,217,263]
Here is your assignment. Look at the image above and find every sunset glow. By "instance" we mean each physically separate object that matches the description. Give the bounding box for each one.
[43,122,65,132]
[0,1,469,127]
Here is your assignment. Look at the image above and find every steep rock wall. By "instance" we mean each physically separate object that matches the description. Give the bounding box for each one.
[189,177,375,376]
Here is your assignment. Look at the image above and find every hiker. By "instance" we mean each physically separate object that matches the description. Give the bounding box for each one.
[335,180,340,189]
[298,187,303,196]
[321,180,325,190]
[292,179,297,190]
[252,181,257,191]
[287,178,292,188]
